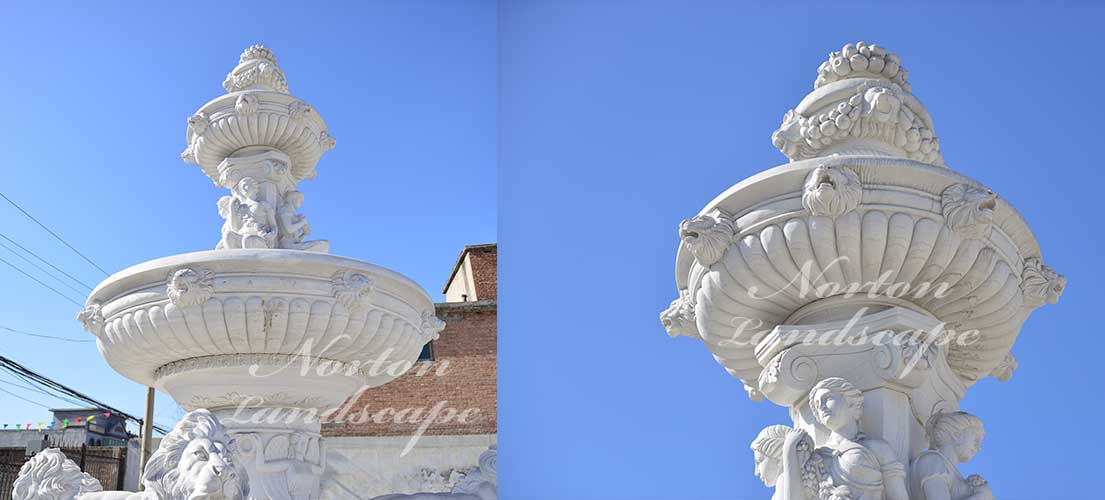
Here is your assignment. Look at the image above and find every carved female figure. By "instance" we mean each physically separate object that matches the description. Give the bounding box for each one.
[909,411,993,500]
[806,377,909,500]
[751,425,818,500]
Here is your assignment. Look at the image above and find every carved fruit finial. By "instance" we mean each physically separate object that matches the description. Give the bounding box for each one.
[223,44,289,94]
[815,41,910,92]
[239,44,277,65]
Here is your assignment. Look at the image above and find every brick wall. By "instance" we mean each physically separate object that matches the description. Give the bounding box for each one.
[466,246,497,301]
[322,301,497,437]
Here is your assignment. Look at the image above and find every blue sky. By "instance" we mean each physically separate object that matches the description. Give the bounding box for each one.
[0,2,494,432]
[499,1,1104,499]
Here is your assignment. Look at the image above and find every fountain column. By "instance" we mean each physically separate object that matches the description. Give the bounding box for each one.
[79,46,444,500]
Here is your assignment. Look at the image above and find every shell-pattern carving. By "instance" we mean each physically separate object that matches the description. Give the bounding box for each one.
[693,209,1027,386]
[96,296,426,382]
[185,98,330,182]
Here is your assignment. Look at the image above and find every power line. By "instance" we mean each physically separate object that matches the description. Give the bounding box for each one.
[0,232,95,291]
[0,191,110,276]
[0,385,52,409]
[0,325,93,343]
[0,374,86,407]
[0,238,91,297]
[0,354,170,435]
[0,256,84,307]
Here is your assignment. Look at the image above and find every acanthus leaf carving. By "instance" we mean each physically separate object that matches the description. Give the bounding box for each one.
[167,267,215,307]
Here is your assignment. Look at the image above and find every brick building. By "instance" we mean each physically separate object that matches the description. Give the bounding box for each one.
[320,244,497,498]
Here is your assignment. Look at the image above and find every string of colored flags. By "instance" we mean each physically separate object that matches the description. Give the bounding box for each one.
[2,412,111,431]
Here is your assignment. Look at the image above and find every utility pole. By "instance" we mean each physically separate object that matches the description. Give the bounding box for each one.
[138,387,155,488]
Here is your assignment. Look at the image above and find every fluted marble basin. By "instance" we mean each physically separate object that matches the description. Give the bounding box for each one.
[78,249,442,411]
[666,155,1063,389]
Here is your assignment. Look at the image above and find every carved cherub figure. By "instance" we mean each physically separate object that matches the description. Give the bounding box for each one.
[909,411,993,500]
[216,195,244,249]
[807,377,909,500]
[276,190,328,252]
[232,176,277,248]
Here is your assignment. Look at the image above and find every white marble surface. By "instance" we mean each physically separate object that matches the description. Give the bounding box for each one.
[664,41,1062,499]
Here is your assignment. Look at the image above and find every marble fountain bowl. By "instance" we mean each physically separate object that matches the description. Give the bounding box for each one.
[667,156,1063,390]
[77,249,443,411]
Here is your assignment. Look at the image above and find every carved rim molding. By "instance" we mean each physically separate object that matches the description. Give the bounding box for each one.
[82,249,436,390]
[153,353,376,384]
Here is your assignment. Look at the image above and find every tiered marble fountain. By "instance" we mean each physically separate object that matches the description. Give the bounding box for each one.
[662,42,1064,499]
[77,46,444,500]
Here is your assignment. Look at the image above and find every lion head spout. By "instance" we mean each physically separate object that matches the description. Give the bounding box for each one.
[941,183,996,240]
[678,212,735,267]
[802,165,862,218]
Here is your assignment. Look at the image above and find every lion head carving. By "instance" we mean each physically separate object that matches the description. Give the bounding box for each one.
[143,409,248,500]
[659,289,699,339]
[166,268,215,307]
[679,213,735,267]
[12,449,102,500]
[13,413,246,500]
[801,165,862,218]
[1021,257,1066,306]
[941,183,996,240]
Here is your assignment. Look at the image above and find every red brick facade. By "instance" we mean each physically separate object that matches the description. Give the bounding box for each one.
[464,245,497,301]
[322,245,497,437]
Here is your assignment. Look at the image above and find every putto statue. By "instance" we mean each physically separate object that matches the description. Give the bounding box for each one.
[12,409,248,500]
[909,412,992,500]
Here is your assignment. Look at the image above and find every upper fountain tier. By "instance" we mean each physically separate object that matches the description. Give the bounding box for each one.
[181,45,335,185]
[664,42,1065,401]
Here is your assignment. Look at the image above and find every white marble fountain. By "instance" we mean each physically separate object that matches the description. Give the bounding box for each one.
[74,45,445,500]
[662,42,1064,499]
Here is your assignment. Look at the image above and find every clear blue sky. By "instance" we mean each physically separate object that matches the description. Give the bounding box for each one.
[499,1,1103,499]
[0,2,494,433]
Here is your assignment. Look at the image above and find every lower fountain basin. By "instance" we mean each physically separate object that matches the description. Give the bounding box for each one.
[79,249,442,411]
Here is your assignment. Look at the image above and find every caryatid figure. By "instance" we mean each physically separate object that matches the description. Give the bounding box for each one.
[807,377,909,500]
